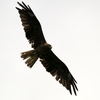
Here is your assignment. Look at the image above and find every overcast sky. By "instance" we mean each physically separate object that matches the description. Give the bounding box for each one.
[0,0,100,100]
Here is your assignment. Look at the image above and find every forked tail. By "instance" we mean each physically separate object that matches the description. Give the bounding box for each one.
[21,50,38,68]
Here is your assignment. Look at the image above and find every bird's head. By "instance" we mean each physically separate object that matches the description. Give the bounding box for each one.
[44,43,52,49]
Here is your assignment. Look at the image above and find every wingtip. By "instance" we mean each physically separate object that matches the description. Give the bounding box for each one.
[17,1,21,5]
[15,7,19,10]
[16,1,25,9]
[16,1,31,11]
[16,2,22,10]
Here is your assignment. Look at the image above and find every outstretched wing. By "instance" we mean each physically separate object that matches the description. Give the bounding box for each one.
[40,50,78,95]
[16,2,46,49]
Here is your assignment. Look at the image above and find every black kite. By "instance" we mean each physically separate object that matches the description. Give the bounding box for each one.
[16,2,78,95]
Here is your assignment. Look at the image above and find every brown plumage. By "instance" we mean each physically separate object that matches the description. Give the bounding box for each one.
[16,1,78,95]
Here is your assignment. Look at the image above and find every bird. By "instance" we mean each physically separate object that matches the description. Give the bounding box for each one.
[16,1,78,95]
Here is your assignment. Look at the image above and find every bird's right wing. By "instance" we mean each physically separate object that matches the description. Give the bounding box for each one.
[16,2,46,49]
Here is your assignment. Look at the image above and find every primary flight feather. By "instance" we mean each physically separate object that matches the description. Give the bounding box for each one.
[16,1,78,95]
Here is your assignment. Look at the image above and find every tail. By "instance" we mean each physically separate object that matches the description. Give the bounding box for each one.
[21,50,38,68]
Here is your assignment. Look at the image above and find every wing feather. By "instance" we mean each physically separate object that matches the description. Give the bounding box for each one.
[40,50,78,95]
[16,2,46,49]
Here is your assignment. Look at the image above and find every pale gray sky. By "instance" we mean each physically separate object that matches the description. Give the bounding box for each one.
[0,0,100,100]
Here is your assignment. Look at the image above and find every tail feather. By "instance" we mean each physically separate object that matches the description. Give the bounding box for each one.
[21,50,38,68]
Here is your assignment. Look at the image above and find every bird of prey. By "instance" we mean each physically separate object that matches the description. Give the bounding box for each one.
[16,2,78,95]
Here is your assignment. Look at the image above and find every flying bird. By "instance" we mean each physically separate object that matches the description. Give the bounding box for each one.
[16,2,78,95]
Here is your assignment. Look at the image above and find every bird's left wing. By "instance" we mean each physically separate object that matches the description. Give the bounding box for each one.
[16,2,46,49]
[40,50,78,95]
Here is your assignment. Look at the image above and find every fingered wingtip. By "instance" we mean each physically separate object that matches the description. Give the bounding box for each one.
[17,1,22,6]
[15,7,20,10]
[16,1,31,11]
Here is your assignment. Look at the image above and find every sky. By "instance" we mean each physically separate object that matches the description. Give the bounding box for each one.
[0,0,100,100]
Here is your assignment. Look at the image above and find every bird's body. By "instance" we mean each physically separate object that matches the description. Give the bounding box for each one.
[16,2,78,95]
